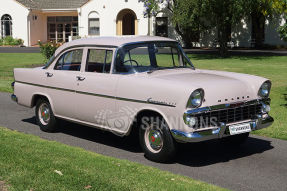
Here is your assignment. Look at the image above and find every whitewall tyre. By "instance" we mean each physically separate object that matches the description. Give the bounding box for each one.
[35,99,58,132]
[139,116,176,163]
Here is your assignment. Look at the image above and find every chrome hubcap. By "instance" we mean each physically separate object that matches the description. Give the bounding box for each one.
[145,123,163,153]
[39,103,50,125]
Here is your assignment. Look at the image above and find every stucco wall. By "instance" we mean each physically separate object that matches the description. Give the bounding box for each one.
[0,0,29,46]
[29,11,47,46]
[79,0,148,37]
[29,11,78,46]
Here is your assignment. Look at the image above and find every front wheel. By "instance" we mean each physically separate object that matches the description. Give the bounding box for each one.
[35,98,58,132]
[139,116,176,163]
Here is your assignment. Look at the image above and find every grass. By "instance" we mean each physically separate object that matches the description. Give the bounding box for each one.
[0,53,44,92]
[0,53,286,140]
[0,127,226,191]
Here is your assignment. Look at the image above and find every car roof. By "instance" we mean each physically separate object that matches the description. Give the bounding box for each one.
[54,36,177,56]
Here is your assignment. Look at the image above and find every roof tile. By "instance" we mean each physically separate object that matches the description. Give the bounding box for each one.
[15,0,89,9]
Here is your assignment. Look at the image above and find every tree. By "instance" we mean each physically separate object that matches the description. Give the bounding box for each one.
[143,0,206,48]
[170,0,207,48]
[142,0,287,56]
[202,0,246,56]
[142,0,161,35]
[273,0,287,41]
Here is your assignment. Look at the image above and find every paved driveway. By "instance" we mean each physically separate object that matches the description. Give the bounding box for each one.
[0,92,286,191]
[0,47,40,53]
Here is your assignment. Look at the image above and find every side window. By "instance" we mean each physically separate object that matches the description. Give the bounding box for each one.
[86,49,113,73]
[155,46,180,67]
[54,49,83,71]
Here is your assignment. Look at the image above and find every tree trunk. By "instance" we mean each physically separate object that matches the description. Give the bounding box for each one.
[218,25,229,57]
[251,12,265,48]
[174,24,193,48]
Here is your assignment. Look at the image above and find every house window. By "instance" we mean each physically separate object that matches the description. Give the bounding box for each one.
[88,12,100,36]
[155,17,168,37]
[1,14,12,38]
[47,16,78,42]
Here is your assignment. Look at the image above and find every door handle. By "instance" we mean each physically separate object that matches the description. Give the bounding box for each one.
[45,72,53,77]
[76,76,86,81]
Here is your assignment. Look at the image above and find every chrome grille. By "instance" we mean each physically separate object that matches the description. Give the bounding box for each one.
[192,103,262,128]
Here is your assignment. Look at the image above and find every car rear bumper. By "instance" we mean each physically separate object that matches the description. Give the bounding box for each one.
[11,94,18,103]
[171,114,274,143]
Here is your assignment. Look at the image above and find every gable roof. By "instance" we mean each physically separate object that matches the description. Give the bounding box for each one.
[15,0,90,10]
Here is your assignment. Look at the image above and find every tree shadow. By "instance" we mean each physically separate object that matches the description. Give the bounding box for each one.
[283,93,287,107]
[22,117,274,166]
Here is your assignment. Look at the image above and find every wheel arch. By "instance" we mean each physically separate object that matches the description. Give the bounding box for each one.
[31,93,55,112]
[126,107,172,136]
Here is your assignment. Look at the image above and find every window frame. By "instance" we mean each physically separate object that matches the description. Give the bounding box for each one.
[83,47,115,74]
[85,48,114,74]
[88,18,100,36]
[52,48,84,72]
[1,14,13,38]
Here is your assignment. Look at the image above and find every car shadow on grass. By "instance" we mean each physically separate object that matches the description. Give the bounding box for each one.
[22,116,274,166]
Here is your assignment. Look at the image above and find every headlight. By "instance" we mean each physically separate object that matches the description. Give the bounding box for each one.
[187,89,204,108]
[258,81,271,98]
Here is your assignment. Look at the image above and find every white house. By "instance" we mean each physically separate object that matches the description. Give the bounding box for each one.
[1,0,286,47]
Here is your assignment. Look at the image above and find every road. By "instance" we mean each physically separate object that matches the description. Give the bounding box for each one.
[0,47,40,53]
[0,92,286,191]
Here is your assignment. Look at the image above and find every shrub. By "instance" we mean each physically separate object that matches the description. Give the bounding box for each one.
[0,36,24,46]
[278,24,287,42]
[38,41,62,62]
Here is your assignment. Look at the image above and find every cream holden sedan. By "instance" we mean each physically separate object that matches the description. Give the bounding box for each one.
[12,36,273,162]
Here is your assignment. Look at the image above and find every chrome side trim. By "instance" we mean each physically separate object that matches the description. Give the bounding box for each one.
[15,81,176,108]
[172,115,274,143]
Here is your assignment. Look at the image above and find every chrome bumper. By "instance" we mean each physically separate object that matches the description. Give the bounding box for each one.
[171,115,274,143]
[11,94,18,103]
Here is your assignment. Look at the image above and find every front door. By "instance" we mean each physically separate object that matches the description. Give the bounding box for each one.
[75,48,118,129]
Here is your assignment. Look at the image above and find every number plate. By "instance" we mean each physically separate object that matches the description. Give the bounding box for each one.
[229,123,251,135]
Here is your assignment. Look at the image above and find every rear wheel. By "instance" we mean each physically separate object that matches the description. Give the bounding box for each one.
[35,98,58,132]
[139,115,176,163]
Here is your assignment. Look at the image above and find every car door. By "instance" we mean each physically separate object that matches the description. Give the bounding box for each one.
[44,48,84,119]
[75,48,119,128]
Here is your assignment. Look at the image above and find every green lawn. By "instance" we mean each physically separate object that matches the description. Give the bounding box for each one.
[0,127,226,191]
[0,53,286,140]
[0,53,44,92]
